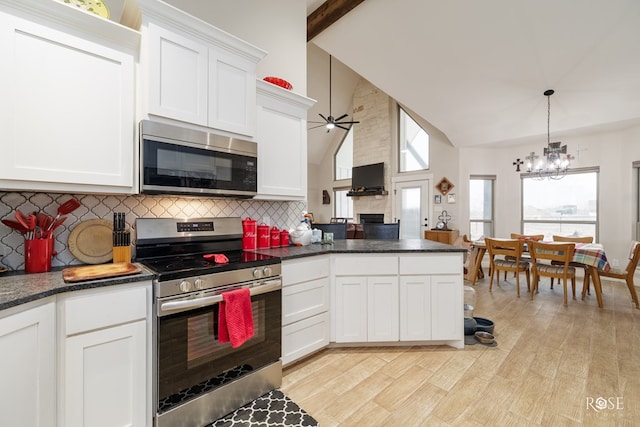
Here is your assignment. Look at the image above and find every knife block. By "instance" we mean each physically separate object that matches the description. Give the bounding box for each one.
[112,245,131,263]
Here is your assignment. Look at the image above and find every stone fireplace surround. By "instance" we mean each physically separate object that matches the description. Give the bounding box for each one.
[0,192,305,271]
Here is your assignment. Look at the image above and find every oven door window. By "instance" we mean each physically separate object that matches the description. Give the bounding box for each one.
[156,290,281,413]
[143,139,257,192]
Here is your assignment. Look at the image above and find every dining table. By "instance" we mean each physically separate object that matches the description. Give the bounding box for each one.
[465,240,611,308]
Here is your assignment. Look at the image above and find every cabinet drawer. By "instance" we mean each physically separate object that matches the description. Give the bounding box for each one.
[282,312,330,365]
[399,254,462,275]
[63,285,148,336]
[282,277,329,325]
[282,256,329,285]
[333,255,398,276]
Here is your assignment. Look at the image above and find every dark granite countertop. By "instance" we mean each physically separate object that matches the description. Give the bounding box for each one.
[252,238,466,260]
[0,264,155,312]
[1,239,463,313]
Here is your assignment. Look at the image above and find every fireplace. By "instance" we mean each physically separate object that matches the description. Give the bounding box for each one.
[359,213,384,223]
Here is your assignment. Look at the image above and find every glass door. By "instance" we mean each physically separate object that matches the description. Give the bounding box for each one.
[393,180,430,239]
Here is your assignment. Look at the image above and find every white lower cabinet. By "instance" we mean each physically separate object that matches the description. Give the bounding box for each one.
[0,300,56,427]
[400,254,464,346]
[333,253,464,347]
[333,255,399,343]
[282,312,330,365]
[399,276,432,341]
[335,275,399,342]
[334,276,368,342]
[431,275,464,340]
[282,256,330,365]
[59,283,150,427]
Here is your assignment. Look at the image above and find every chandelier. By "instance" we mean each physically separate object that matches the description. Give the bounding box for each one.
[513,89,572,180]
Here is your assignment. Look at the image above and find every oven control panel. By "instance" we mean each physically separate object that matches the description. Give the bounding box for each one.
[154,263,282,298]
[177,221,214,232]
[253,266,273,279]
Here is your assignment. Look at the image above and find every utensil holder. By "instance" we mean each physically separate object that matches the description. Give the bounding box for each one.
[25,237,54,273]
[113,245,131,263]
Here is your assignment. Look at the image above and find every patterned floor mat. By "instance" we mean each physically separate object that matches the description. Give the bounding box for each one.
[206,389,318,427]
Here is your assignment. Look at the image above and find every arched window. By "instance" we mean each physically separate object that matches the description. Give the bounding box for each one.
[398,107,429,172]
[334,127,354,219]
[334,127,353,180]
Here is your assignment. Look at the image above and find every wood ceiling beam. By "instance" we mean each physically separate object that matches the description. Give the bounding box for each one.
[307,0,366,42]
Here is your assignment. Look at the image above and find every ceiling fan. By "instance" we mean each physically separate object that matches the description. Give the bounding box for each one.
[309,55,359,132]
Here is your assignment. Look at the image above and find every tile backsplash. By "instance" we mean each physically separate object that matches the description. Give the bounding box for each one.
[0,192,305,271]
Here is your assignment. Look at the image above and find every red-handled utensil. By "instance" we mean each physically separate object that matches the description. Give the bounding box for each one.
[36,212,54,239]
[46,217,67,238]
[47,198,81,231]
[15,210,36,239]
[2,219,28,235]
[14,209,30,230]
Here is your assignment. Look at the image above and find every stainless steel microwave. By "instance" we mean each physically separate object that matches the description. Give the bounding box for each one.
[140,120,257,198]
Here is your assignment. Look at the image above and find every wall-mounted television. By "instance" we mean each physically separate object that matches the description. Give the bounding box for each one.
[351,162,384,190]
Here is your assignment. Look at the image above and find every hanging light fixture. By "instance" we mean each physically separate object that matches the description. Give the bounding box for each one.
[308,55,359,132]
[513,89,572,180]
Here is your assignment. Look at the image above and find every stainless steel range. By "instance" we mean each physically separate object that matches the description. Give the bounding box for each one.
[136,217,282,427]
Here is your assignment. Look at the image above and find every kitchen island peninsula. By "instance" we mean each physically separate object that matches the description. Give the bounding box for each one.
[253,239,466,365]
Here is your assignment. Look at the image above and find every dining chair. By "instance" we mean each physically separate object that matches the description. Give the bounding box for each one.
[313,223,348,240]
[503,233,545,278]
[510,233,545,241]
[362,221,400,240]
[529,241,576,305]
[453,234,473,276]
[593,241,640,309]
[485,238,530,297]
[551,235,594,294]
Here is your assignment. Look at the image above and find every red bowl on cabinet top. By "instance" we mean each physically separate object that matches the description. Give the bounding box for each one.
[263,76,292,90]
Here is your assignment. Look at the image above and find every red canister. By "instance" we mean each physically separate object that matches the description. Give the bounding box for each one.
[280,229,289,247]
[257,223,270,248]
[242,217,257,250]
[270,226,280,247]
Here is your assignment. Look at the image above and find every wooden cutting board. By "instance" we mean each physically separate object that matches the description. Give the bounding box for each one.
[62,262,141,283]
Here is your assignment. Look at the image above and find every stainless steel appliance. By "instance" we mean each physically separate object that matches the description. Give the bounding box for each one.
[136,217,282,427]
[140,120,258,198]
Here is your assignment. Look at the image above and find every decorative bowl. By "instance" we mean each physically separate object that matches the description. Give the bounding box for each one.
[474,331,495,344]
[263,76,292,90]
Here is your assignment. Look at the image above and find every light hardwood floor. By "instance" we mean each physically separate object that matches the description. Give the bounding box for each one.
[281,273,640,426]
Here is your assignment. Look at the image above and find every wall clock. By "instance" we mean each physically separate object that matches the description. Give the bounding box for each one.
[436,177,454,196]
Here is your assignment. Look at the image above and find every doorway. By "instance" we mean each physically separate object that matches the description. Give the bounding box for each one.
[392,179,431,239]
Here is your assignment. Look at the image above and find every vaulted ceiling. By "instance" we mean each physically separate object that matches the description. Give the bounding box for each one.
[305,0,640,163]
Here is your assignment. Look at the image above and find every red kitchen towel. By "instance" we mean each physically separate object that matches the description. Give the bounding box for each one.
[203,253,229,263]
[218,288,254,348]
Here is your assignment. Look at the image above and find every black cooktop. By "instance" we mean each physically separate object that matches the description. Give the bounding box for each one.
[140,250,279,282]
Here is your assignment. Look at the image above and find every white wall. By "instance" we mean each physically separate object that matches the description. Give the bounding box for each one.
[458,123,640,263]
[308,78,460,228]
[163,0,307,94]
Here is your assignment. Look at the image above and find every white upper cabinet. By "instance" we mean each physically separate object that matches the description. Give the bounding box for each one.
[208,45,258,135]
[138,0,266,137]
[0,0,139,194]
[147,22,208,126]
[256,80,315,200]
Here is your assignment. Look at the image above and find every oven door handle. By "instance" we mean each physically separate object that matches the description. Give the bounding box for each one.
[158,279,282,315]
